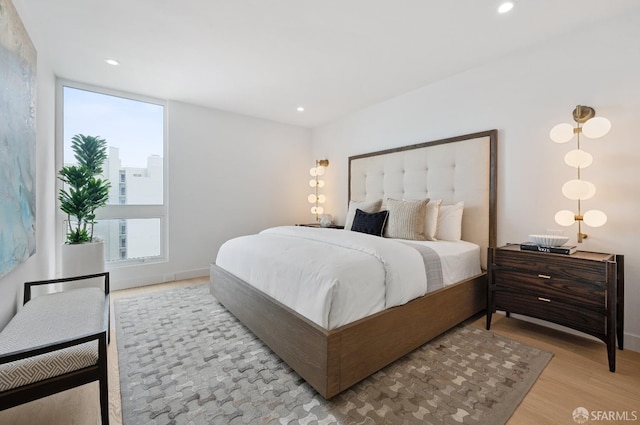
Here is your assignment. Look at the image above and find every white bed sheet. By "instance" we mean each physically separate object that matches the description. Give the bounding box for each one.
[215,226,481,330]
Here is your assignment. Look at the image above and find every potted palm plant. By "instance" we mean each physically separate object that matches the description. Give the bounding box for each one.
[58,134,111,276]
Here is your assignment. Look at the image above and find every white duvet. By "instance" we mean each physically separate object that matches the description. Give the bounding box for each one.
[215,226,480,330]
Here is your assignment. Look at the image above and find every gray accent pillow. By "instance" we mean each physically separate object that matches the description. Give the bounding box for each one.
[384,198,429,240]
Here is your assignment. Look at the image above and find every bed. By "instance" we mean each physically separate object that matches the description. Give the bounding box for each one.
[210,129,497,398]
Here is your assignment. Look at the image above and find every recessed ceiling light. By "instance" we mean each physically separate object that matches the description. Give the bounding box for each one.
[105,59,120,66]
[297,107,305,112]
[497,1,514,14]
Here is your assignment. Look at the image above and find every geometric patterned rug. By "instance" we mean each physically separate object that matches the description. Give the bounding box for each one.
[115,284,552,425]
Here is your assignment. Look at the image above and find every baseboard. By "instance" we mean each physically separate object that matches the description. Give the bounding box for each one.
[110,268,210,291]
[623,332,640,352]
[175,268,209,281]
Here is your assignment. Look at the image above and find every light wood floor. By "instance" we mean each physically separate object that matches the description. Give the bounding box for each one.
[1,277,638,425]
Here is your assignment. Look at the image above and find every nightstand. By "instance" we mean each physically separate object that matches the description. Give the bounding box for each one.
[487,244,624,372]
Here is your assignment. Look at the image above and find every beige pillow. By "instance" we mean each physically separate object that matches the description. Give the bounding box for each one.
[384,198,429,240]
[344,199,382,231]
[436,201,464,241]
[424,199,442,241]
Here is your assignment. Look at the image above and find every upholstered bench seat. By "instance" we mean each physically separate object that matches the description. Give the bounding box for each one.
[0,272,110,425]
[0,287,105,391]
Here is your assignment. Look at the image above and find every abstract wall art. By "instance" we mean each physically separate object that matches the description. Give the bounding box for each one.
[0,0,37,278]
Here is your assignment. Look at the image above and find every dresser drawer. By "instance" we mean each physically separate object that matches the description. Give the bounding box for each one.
[494,270,605,308]
[494,249,609,282]
[494,291,605,336]
[487,246,623,373]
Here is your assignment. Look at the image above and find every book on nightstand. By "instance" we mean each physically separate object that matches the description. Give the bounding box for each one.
[296,223,344,229]
[520,242,577,255]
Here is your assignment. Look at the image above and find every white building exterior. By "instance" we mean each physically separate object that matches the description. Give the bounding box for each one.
[96,147,163,262]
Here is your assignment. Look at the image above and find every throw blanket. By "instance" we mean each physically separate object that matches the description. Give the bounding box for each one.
[400,242,444,292]
[216,226,431,329]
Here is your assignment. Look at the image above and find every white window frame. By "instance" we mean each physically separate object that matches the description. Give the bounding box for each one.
[55,79,168,269]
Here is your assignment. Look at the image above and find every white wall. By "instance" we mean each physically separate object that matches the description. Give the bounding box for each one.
[0,74,311,328]
[1,10,312,327]
[106,101,312,289]
[312,11,640,350]
[0,57,57,328]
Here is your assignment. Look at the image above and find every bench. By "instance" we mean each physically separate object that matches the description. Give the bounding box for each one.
[0,272,110,425]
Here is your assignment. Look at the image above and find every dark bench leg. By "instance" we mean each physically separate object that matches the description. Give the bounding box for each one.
[100,376,109,425]
[99,336,109,425]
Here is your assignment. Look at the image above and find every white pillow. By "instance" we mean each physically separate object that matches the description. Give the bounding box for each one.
[384,198,429,240]
[344,199,382,231]
[436,201,464,241]
[424,199,442,241]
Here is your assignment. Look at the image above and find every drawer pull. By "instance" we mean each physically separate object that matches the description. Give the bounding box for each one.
[538,297,551,303]
[537,274,551,279]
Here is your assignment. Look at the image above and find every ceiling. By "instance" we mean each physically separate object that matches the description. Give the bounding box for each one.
[12,0,640,128]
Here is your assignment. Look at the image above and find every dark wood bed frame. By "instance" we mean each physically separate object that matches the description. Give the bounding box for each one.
[210,130,497,399]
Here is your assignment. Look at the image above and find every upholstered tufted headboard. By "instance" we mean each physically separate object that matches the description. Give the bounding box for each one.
[348,130,497,268]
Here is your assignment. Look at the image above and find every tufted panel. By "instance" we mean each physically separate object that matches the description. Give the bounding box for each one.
[349,132,496,268]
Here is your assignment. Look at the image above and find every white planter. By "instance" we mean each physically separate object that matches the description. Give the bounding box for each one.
[61,240,105,277]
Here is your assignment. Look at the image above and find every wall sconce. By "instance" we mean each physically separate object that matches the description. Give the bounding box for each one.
[308,159,329,222]
[550,105,610,242]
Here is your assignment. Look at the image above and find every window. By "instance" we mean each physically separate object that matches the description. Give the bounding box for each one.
[58,82,167,265]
